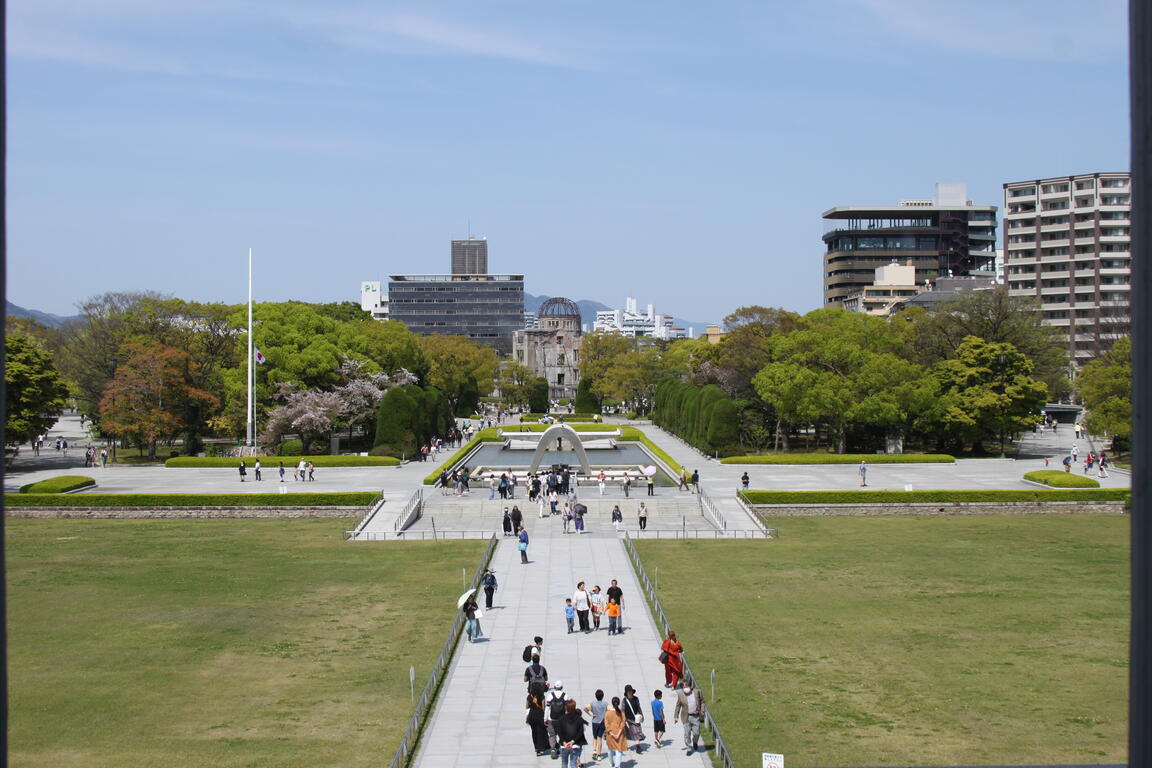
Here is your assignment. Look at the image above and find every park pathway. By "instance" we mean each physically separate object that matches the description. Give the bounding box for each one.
[411,516,712,767]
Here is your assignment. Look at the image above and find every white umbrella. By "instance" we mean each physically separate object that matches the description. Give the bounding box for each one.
[642,465,658,477]
[457,589,477,609]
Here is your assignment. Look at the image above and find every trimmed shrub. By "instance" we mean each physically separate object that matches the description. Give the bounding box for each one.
[722,453,955,465]
[276,439,303,456]
[705,398,741,457]
[740,489,1127,505]
[165,456,400,468]
[527,378,550,414]
[1024,470,1102,488]
[618,426,684,475]
[6,492,379,507]
[19,475,96,494]
[653,379,740,456]
[423,428,504,484]
[375,386,420,457]
[518,414,600,422]
[574,378,601,414]
[457,376,480,417]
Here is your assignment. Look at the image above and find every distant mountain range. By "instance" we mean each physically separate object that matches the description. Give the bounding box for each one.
[6,302,79,328]
[525,293,714,337]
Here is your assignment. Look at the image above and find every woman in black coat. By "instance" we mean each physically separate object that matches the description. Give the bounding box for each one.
[526,692,550,755]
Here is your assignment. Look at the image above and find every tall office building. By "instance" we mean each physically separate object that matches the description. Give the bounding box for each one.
[822,183,998,306]
[451,237,488,274]
[387,273,524,355]
[1003,172,1131,363]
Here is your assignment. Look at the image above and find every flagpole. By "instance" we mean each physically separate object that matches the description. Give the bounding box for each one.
[247,247,254,448]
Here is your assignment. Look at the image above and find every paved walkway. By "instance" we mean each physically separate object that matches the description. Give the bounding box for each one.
[412,521,712,767]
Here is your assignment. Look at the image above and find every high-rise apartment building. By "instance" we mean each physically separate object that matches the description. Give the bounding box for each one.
[1003,172,1131,363]
[822,183,998,306]
[451,237,488,275]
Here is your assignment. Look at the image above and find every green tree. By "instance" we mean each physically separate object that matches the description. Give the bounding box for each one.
[754,308,925,453]
[905,288,1069,398]
[577,331,636,383]
[1077,336,1131,446]
[497,362,536,408]
[574,377,601,414]
[418,334,499,416]
[374,386,421,457]
[929,336,1049,452]
[5,333,69,446]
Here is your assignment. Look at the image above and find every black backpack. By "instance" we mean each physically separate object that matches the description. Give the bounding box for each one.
[549,694,567,719]
[523,644,535,663]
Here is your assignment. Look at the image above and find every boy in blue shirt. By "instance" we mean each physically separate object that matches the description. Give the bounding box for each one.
[651,689,666,748]
[564,599,576,634]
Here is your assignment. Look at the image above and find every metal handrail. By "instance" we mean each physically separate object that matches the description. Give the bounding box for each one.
[734,492,771,535]
[626,528,775,539]
[388,533,499,768]
[394,488,423,532]
[698,489,726,530]
[348,530,496,541]
[344,489,387,540]
[621,533,737,768]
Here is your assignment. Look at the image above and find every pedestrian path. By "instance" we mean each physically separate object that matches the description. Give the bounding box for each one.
[411,523,712,768]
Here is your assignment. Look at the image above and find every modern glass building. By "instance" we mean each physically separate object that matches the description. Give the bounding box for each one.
[387,274,525,355]
[821,183,998,306]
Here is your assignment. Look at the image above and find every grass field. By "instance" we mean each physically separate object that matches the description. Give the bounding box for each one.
[7,519,487,768]
[635,515,1128,767]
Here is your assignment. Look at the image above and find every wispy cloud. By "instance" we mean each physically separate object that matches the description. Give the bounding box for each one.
[844,0,1126,61]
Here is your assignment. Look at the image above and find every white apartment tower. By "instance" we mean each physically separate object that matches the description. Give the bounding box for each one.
[1003,172,1131,364]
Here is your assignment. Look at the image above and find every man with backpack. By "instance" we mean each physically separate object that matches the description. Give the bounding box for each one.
[524,652,549,701]
[522,636,543,664]
[545,681,568,758]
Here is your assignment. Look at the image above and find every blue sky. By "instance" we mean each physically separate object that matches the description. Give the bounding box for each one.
[7,0,1129,323]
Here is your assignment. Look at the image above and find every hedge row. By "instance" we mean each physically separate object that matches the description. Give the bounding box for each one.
[165,456,401,468]
[19,475,96,494]
[5,492,380,507]
[721,453,955,465]
[652,380,739,457]
[1023,470,1102,488]
[740,489,1128,505]
[423,429,504,484]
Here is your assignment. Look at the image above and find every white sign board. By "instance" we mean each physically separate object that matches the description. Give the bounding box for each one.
[763,754,784,768]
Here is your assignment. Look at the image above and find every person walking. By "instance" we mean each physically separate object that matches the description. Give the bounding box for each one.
[674,682,705,754]
[604,696,629,767]
[278,461,286,482]
[524,653,549,701]
[502,509,513,537]
[858,460,867,487]
[545,683,569,759]
[638,502,648,531]
[606,598,621,635]
[598,471,606,495]
[482,569,498,609]
[518,528,530,564]
[660,630,684,688]
[622,685,645,750]
[527,692,551,756]
[606,579,624,631]
[297,458,307,481]
[254,459,262,481]
[307,462,315,482]
[590,585,605,631]
[1099,454,1110,478]
[651,690,667,748]
[585,689,609,760]
[238,461,247,483]
[622,474,631,498]
[691,469,700,493]
[562,503,573,534]
[507,469,517,499]
[678,469,689,492]
[555,700,589,768]
[510,505,523,534]
[741,472,749,491]
[573,582,592,633]
[574,504,586,534]
[462,594,482,643]
[646,474,655,496]
[611,505,623,531]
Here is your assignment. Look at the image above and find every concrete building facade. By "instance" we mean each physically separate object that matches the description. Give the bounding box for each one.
[512,297,583,399]
[1003,172,1131,363]
[387,274,525,355]
[593,296,687,339]
[822,182,998,307]
[451,237,488,275]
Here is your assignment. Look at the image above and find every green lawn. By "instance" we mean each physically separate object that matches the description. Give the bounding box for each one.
[7,519,486,767]
[636,515,1128,767]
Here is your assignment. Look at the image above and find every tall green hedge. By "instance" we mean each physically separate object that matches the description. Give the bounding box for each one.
[6,492,379,507]
[373,384,451,459]
[528,377,550,414]
[574,378,600,414]
[652,379,741,457]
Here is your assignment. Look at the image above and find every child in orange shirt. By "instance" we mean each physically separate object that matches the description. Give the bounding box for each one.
[606,597,621,635]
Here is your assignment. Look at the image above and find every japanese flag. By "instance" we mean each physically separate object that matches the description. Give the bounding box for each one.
[254,348,267,365]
